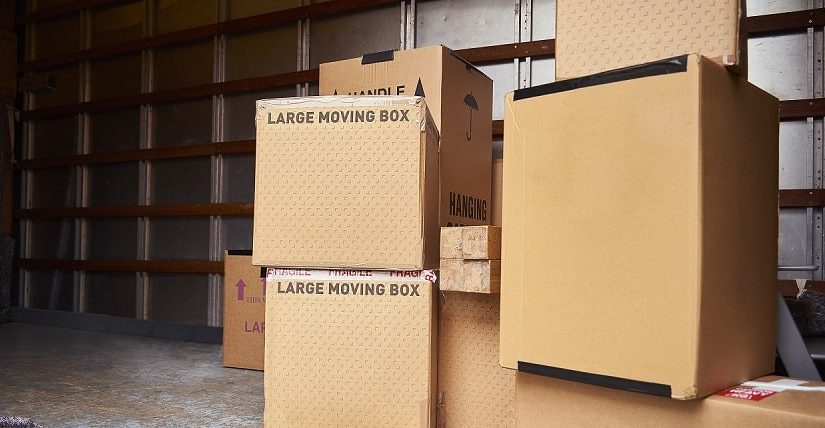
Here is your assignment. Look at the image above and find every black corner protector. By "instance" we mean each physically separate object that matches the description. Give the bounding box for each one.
[513,54,690,101]
[226,249,253,256]
[518,361,672,398]
[259,267,267,278]
[362,50,396,65]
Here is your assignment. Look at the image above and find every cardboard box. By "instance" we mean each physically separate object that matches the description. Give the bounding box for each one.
[492,159,502,226]
[263,268,437,427]
[556,1,747,78]
[319,46,493,227]
[438,292,515,427]
[501,54,779,399]
[0,31,16,101]
[516,373,825,427]
[253,96,440,270]
[221,250,265,371]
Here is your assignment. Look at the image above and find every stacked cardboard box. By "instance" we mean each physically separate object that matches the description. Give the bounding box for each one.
[516,373,825,426]
[501,54,779,399]
[319,45,493,228]
[264,268,438,426]
[249,46,494,427]
[554,0,747,78]
[498,0,812,424]
[253,95,441,426]
[253,95,441,270]
[222,251,265,371]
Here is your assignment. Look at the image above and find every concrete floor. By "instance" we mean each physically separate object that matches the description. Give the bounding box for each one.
[0,322,263,427]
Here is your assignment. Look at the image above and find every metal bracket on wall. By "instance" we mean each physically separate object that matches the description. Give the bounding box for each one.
[516,0,532,89]
[401,0,415,50]
[777,291,822,380]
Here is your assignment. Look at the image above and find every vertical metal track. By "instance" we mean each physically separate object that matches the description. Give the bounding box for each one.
[75,8,93,312]
[136,0,155,321]
[402,0,416,50]
[399,1,406,50]
[298,0,311,96]
[802,24,816,281]
[813,0,825,281]
[207,0,228,328]
[517,0,532,89]
[19,9,35,308]
[512,1,520,90]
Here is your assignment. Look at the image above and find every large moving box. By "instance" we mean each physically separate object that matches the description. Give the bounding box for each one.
[438,292,515,427]
[516,373,825,427]
[222,251,265,370]
[253,96,439,270]
[264,268,437,427]
[319,46,493,227]
[556,1,747,78]
[501,54,779,399]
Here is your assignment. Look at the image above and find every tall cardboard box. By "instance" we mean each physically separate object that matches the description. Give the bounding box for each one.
[222,250,265,371]
[556,1,747,78]
[491,159,502,226]
[319,46,493,227]
[438,292,515,427]
[253,96,439,270]
[264,268,437,427]
[501,55,779,399]
[516,373,825,427]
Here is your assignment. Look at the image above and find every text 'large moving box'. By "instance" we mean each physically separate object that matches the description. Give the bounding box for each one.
[320,45,493,227]
[556,1,747,78]
[501,54,779,399]
[516,373,825,427]
[264,268,437,427]
[222,250,265,370]
[254,96,439,270]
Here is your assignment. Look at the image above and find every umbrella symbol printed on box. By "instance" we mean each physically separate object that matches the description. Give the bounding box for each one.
[464,93,478,141]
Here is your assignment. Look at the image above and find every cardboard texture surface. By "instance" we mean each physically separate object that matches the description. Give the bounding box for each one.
[516,374,825,427]
[319,45,493,227]
[556,0,746,78]
[492,160,502,226]
[222,251,265,370]
[264,269,437,427]
[0,31,16,101]
[253,96,440,270]
[440,259,501,293]
[501,55,779,399]
[438,292,515,428]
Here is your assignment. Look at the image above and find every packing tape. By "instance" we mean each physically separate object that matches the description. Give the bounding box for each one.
[742,379,825,393]
[266,268,437,283]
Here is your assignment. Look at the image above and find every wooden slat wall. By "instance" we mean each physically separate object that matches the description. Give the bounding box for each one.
[13,5,825,275]
[17,258,223,273]
[17,0,398,71]
[16,202,253,219]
